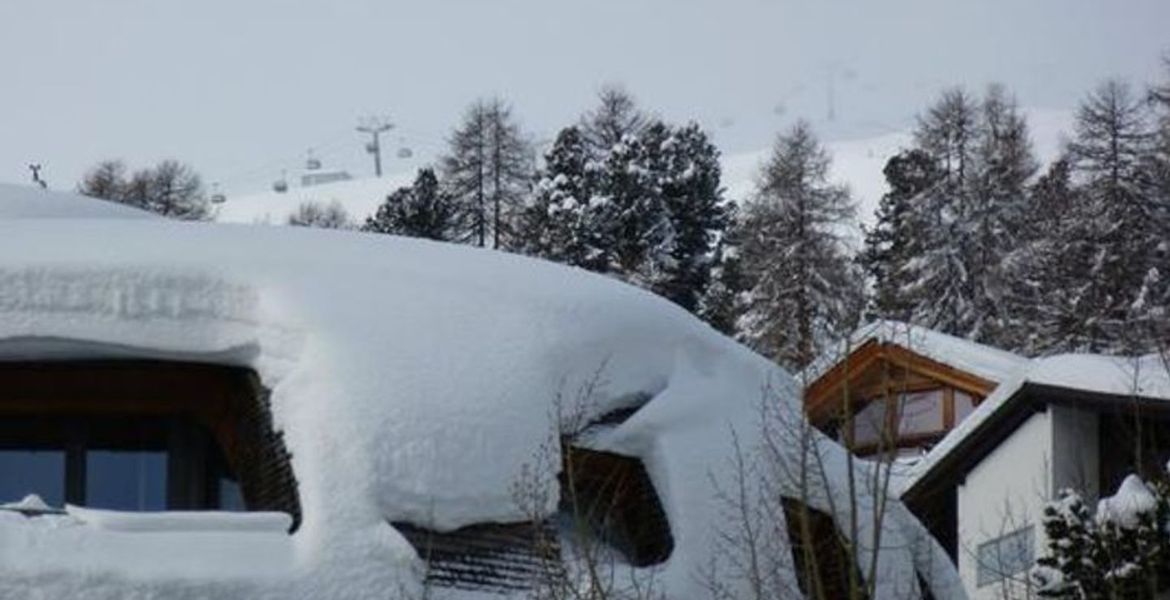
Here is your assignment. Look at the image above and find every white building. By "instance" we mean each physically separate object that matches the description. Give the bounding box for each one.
[809,323,1170,599]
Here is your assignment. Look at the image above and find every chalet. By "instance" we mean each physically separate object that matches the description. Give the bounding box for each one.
[802,321,1026,458]
[0,185,958,599]
[806,321,1170,599]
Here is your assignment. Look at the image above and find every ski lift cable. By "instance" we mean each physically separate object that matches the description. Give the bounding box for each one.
[213,128,356,188]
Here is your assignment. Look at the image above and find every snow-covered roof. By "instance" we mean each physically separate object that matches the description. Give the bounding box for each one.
[0,185,961,599]
[801,320,1029,387]
[901,352,1170,496]
[0,183,155,220]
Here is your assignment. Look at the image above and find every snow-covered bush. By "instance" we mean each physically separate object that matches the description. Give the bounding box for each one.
[1033,472,1170,598]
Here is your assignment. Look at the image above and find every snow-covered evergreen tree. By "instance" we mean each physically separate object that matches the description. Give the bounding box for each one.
[861,149,939,321]
[1064,80,1158,352]
[363,168,459,241]
[642,121,729,312]
[1034,476,1170,598]
[441,98,533,249]
[580,84,649,159]
[895,86,1037,346]
[736,121,862,370]
[516,126,600,267]
[591,132,673,284]
[1005,158,1092,354]
[699,203,746,337]
[964,85,1039,344]
[897,89,981,336]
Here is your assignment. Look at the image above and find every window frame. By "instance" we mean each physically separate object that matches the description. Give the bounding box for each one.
[0,360,300,527]
[975,525,1035,587]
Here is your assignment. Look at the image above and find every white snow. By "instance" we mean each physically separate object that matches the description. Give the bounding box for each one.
[65,505,294,533]
[801,320,1030,386]
[0,183,155,220]
[1095,474,1158,529]
[0,185,959,599]
[0,494,55,513]
[215,172,415,225]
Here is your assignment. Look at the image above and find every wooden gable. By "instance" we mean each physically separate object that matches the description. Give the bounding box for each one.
[804,340,999,454]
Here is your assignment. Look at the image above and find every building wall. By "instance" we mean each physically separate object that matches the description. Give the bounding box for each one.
[958,409,1051,600]
[956,404,1100,599]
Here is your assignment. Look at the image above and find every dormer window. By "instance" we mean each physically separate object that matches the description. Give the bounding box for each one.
[0,360,299,526]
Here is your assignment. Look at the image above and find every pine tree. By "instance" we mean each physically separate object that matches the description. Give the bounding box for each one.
[580,84,649,158]
[699,203,746,336]
[736,121,861,370]
[861,149,940,321]
[1006,157,1093,354]
[363,168,459,240]
[895,86,1036,344]
[516,126,598,266]
[897,89,981,335]
[590,132,673,283]
[966,85,1038,344]
[441,98,533,249]
[1065,80,1157,352]
[1142,60,1170,349]
[642,121,728,312]
[914,87,979,184]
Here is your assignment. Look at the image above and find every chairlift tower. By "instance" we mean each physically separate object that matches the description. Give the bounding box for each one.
[357,117,394,177]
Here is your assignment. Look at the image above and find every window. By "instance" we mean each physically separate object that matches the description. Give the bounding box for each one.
[897,390,945,435]
[782,497,866,599]
[0,361,298,526]
[559,446,674,567]
[976,526,1034,587]
[954,391,976,424]
[0,415,241,511]
[0,449,65,506]
[852,399,888,446]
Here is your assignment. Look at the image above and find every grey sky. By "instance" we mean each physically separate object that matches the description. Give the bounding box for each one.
[2,0,1167,195]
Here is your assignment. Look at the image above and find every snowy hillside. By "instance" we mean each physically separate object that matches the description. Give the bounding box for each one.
[217,109,1073,237]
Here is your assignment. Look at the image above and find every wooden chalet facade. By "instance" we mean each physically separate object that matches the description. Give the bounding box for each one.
[803,326,1015,458]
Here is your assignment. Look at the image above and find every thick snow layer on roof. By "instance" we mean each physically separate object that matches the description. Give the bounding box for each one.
[0,188,960,598]
[0,183,155,220]
[901,353,1170,495]
[802,320,1030,386]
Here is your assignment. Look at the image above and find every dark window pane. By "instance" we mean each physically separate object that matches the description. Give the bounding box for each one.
[218,477,246,511]
[86,451,167,511]
[0,450,65,507]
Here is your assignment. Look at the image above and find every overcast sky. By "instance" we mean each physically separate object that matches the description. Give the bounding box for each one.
[2,0,1167,195]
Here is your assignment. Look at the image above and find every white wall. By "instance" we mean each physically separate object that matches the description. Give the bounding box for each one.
[958,410,1050,600]
[956,405,1100,599]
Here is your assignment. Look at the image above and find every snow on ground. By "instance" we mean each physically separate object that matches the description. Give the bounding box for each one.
[215,171,415,225]
[0,188,961,599]
[0,183,155,220]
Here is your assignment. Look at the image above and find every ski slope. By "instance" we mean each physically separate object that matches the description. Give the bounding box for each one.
[216,109,1073,241]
